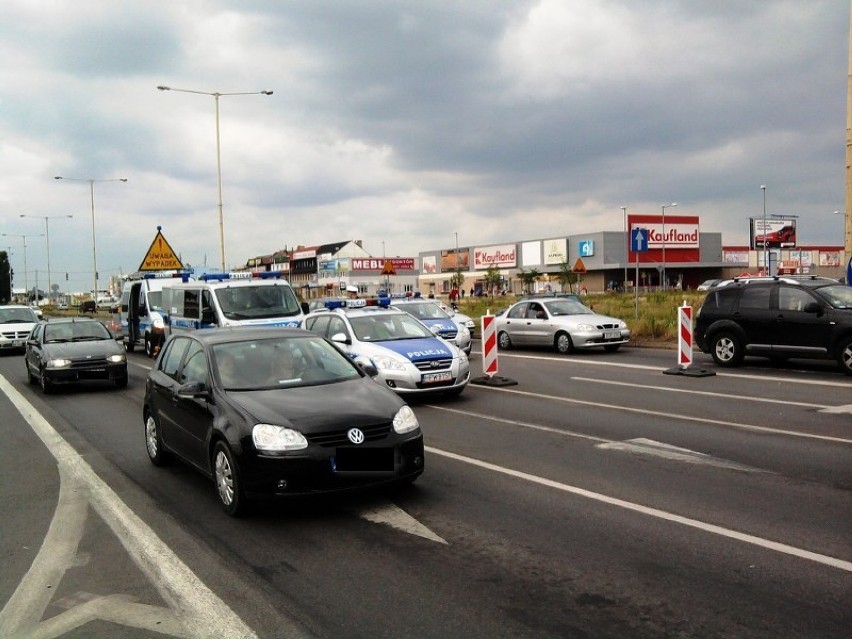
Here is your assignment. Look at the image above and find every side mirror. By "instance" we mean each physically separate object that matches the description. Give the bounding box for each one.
[357,361,379,377]
[201,308,215,324]
[330,332,351,345]
[301,302,310,314]
[429,325,442,335]
[803,301,821,314]
[177,381,209,398]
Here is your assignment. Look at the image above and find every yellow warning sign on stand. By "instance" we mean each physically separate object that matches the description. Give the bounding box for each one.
[138,227,183,271]
[572,258,586,274]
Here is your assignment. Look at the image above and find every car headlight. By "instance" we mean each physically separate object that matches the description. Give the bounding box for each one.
[371,355,407,371]
[107,354,126,364]
[152,317,165,330]
[575,324,596,331]
[392,405,419,434]
[253,424,308,451]
[459,350,468,364]
[618,320,627,329]
[46,358,72,369]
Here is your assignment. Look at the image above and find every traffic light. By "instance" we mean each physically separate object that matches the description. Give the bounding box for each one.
[66,272,69,281]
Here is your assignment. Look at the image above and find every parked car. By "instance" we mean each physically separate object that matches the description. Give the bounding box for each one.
[0,305,39,353]
[143,327,424,516]
[24,317,128,393]
[695,276,852,374]
[495,297,630,354]
[696,279,722,291]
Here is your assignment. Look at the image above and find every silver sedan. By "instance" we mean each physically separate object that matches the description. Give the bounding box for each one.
[495,298,630,354]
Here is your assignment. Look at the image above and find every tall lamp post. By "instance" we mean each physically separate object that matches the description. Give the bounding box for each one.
[2,233,43,303]
[157,85,273,272]
[19,214,73,303]
[54,176,127,302]
[661,202,677,290]
[621,206,628,290]
[760,185,768,275]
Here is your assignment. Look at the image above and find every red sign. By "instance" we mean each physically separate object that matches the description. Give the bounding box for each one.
[628,214,701,263]
[351,258,415,271]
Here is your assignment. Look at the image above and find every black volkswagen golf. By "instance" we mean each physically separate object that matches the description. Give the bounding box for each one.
[143,327,424,516]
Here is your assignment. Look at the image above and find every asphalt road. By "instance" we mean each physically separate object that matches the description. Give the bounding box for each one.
[0,344,850,638]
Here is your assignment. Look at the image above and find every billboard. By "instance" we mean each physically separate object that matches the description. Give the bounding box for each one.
[473,244,517,269]
[750,218,797,249]
[543,238,568,265]
[351,258,416,271]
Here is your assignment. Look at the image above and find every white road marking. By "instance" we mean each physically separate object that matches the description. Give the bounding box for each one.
[467,384,852,445]
[426,446,852,573]
[0,374,261,639]
[819,404,852,414]
[570,376,831,410]
[595,438,764,472]
[479,350,852,388]
[356,503,447,544]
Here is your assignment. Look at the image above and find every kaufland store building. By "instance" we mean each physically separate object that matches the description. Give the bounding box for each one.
[416,214,846,296]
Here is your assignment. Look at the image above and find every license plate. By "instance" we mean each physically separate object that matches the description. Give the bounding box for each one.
[422,371,452,383]
[335,447,394,472]
[603,330,621,340]
[12,340,22,347]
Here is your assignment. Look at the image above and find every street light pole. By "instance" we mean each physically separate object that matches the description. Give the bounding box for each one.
[760,185,768,275]
[55,176,127,302]
[19,214,73,303]
[621,206,628,290]
[2,233,43,303]
[661,202,677,290]
[157,85,273,272]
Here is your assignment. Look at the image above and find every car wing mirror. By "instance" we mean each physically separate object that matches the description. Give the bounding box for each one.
[803,301,821,314]
[357,361,379,377]
[301,302,310,314]
[177,381,209,398]
[429,325,442,335]
[330,332,351,345]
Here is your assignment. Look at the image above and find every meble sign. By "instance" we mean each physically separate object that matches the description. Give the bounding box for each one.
[474,244,517,269]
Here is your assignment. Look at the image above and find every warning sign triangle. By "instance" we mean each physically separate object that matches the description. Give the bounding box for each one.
[572,258,586,274]
[381,259,397,276]
[139,228,183,271]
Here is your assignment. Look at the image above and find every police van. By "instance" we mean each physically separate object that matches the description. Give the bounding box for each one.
[120,272,192,357]
[163,272,304,336]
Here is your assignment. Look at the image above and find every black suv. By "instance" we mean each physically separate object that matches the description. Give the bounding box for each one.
[694,276,852,375]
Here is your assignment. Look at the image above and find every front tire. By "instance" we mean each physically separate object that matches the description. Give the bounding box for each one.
[837,337,852,376]
[144,334,155,358]
[555,332,574,354]
[213,441,247,517]
[39,368,54,394]
[26,360,37,385]
[144,412,170,466]
[710,331,744,367]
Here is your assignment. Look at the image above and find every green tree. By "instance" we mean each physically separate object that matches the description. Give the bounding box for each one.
[449,267,465,291]
[517,268,541,294]
[555,261,578,293]
[483,265,501,298]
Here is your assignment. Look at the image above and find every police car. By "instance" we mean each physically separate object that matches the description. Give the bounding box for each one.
[388,298,472,355]
[303,299,470,396]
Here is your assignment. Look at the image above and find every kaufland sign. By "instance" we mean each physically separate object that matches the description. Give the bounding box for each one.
[628,214,701,262]
[474,244,517,269]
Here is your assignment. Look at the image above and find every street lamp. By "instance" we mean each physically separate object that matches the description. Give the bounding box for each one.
[157,85,274,272]
[2,233,44,303]
[760,185,767,275]
[661,202,678,290]
[19,214,73,303]
[621,206,628,290]
[54,176,127,302]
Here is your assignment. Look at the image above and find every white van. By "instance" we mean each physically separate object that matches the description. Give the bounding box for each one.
[163,272,304,335]
[120,272,192,357]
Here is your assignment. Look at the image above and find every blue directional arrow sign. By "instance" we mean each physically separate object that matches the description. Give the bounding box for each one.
[631,228,649,252]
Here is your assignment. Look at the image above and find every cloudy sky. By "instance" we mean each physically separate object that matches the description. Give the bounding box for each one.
[1,0,848,294]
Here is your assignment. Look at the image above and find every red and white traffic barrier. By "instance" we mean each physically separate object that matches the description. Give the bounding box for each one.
[481,314,498,376]
[678,301,693,369]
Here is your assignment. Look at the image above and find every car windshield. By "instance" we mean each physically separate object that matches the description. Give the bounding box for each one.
[816,285,852,309]
[544,299,594,316]
[215,285,302,320]
[45,321,111,343]
[0,308,37,323]
[396,302,450,320]
[349,313,434,342]
[213,335,361,390]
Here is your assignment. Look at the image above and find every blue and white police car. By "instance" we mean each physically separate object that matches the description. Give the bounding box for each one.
[303,299,470,396]
[388,298,472,355]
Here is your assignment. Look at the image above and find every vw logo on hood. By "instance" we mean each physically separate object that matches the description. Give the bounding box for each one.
[347,428,365,445]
